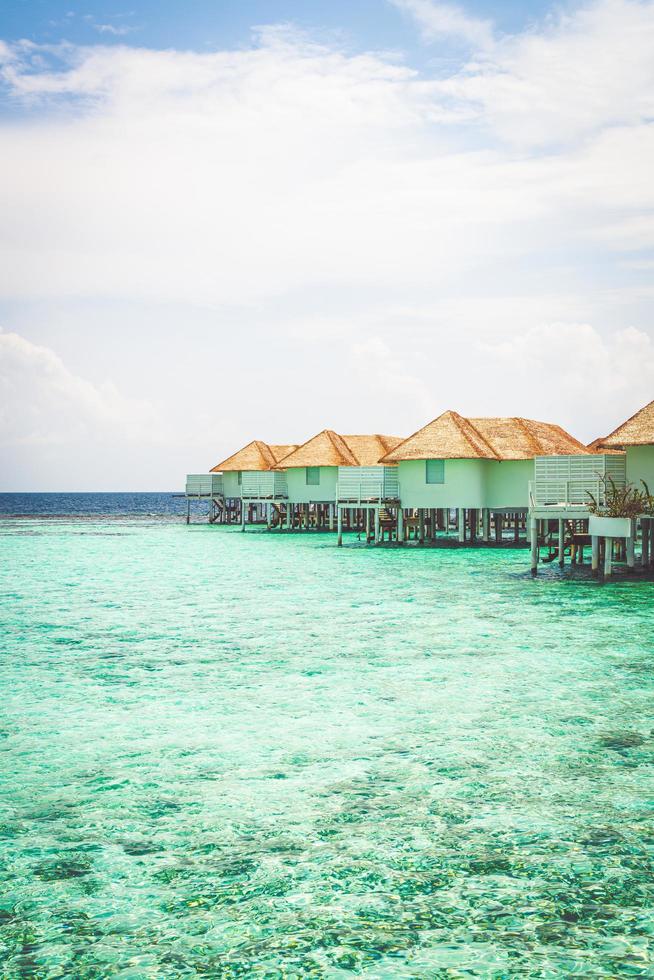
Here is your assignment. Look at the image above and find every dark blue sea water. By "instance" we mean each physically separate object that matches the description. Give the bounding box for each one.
[0,492,207,520]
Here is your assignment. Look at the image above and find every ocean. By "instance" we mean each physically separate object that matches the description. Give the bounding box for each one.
[1,495,653,976]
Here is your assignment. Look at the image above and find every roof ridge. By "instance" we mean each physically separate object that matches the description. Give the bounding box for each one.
[453,413,501,460]
[600,397,654,446]
[328,430,359,465]
[511,417,542,456]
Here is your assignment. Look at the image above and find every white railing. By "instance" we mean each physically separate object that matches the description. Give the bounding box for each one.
[241,471,288,499]
[336,466,400,503]
[186,473,224,496]
[529,454,626,508]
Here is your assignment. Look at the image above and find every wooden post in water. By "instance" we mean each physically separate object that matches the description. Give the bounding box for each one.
[186,498,190,525]
[530,517,538,575]
[482,508,490,542]
[558,519,565,567]
[419,509,425,545]
[397,507,404,543]
[374,508,380,544]
[458,508,465,543]
[591,535,599,573]
[337,507,343,546]
[642,519,650,568]
[604,537,613,578]
[495,513,503,544]
[626,522,636,569]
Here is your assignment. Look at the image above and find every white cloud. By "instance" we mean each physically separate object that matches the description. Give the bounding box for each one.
[482,322,654,440]
[440,0,654,147]
[0,329,156,447]
[92,24,134,37]
[390,0,494,48]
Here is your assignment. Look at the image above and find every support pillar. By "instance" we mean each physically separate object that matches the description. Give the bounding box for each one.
[642,518,650,568]
[604,537,613,578]
[469,509,477,543]
[458,508,465,544]
[482,508,490,542]
[530,517,538,575]
[374,508,381,544]
[419,509,425,545]
[397,508,404,543]
[337,507,343,546]
[186,498,190,525]
[626,522,635,569]
[329,504,335,532]
[241,501,246,531]
[591,535,599,573]
[558,519,565,568]
[495,513,503,544]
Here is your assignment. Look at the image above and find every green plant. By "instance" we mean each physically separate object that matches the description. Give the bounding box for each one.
[586,476,647,518]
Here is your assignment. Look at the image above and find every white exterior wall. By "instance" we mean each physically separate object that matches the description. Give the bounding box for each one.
[285,466,338,503]
[626,446,654,490]
[397,459,487,509]
[222,471,241,499]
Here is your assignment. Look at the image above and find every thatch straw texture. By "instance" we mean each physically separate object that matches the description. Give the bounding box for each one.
[381,410,589,462]
[598,399,654,447]
[277,431,402,468]
[211,440,298,472]
[587,437,624,455]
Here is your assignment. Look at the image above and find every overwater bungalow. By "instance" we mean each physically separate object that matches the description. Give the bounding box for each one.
[587,398,654,574]
[380,410,590,543]
[596,399,654,487]
[275,431,402,533]
[210,440,297,528]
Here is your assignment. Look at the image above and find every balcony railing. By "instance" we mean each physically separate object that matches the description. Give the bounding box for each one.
[336,466,399,503]
[241,471,288,499]
[185,474,224,496]
[529,454,626,509]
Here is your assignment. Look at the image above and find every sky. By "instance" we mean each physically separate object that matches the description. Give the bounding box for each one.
[1,0,653,490]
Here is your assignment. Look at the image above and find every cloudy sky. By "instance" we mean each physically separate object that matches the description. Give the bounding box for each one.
[1,0,653,489]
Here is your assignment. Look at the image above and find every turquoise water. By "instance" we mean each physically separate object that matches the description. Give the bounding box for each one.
[2,519,654,978]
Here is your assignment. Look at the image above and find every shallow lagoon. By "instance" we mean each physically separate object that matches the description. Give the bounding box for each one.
[1,519,654,977]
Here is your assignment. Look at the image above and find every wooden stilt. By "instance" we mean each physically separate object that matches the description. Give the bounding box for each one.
[604,537,613,578]
[495,513,503,544]
[337,507,343,546]
[458,508,465,543]
[482,508,490,542]
[186,498,191,525]
[626,522,635,569]
[642,518,650,568]
[397,508,404,543]
[419,509,425,545]
[558,519,565,567]
[374,508,380,544]
[591,535,599,573]
[530,517,539,575]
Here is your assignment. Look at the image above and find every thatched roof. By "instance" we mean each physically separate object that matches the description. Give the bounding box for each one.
[276,431,403,468]
[380,411,589,463]
[211,440,298,472]
[598,399,654,448]
[587,437,624,456]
